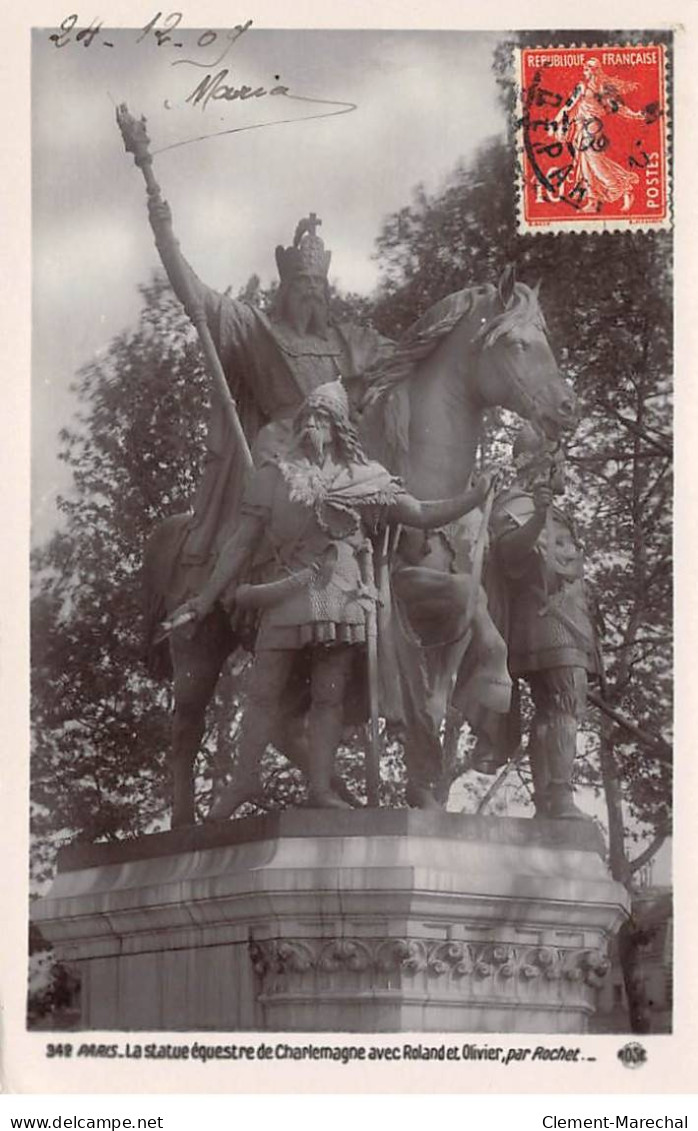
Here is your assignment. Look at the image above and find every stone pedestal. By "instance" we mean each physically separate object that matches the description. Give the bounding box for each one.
[32,811,629,1033]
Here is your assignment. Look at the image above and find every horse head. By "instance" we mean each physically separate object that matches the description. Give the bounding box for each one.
[472,265,577,439]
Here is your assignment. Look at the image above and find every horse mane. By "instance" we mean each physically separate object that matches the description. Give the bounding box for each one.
[362,285,490,401]
[360,280,542,473]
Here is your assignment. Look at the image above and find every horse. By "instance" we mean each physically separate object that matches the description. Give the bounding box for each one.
[358,265,577,802]
[143,265,577,826]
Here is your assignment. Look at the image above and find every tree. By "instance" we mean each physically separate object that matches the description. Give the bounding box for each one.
[31,279,214,883]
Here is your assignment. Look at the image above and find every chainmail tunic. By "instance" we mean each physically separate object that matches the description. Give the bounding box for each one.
[241,458,402,650]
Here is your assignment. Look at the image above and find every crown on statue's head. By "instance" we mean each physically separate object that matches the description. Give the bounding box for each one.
[275,213,332,282]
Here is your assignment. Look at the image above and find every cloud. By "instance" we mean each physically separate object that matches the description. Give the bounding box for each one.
[32,28,507,531]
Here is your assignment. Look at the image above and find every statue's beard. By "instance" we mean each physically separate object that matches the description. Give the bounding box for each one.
[298,425,327,463]
[288,296,329,338]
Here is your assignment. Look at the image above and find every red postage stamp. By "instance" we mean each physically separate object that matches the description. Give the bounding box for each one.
[516,45,670,232]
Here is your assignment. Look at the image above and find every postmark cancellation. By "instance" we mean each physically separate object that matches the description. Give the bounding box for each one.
[515,44,670,233]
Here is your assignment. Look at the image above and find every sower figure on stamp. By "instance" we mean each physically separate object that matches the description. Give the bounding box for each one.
[173,379,495,816]
[477,424,600,820]
[550,58,644,214]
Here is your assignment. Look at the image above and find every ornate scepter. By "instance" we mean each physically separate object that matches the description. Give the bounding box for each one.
[115,103,254,474]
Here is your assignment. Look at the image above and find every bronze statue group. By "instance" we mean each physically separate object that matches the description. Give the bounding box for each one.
[118,106,597,828]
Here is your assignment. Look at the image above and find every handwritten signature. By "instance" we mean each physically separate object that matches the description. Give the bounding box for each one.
[186,68,289,110]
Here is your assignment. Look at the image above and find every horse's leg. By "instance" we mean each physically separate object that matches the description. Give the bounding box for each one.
[208,649,295,820]
[404,738,444,810]
[402,581,511,809]
[169,614,231,828]
[433,707,464,805]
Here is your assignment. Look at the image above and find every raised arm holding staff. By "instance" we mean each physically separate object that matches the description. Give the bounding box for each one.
[116,104,254,473]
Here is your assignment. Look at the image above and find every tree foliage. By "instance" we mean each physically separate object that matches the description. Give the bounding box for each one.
[31,280,212,881]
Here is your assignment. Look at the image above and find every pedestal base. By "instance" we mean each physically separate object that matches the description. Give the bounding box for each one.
[32,810,629,1033]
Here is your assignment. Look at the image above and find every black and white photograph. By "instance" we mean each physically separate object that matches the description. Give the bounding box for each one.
[3,0,695,1100]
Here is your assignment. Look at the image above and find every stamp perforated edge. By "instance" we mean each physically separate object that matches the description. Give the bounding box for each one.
[513,42,672,236]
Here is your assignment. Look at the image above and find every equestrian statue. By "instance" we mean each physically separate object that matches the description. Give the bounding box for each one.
[117,105,579,827]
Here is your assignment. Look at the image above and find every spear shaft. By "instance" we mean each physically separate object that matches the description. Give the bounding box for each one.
[115,103,254,474]
[359,539,381,807]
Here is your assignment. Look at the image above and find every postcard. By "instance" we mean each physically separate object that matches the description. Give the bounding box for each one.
[2,0,696,1098]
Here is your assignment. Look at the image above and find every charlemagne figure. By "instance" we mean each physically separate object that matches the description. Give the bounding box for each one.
[148,199,395,566]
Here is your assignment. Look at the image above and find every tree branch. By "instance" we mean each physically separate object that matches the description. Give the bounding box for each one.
[598,406,672,458]
[587,690,672,763]
[628,823,671,876]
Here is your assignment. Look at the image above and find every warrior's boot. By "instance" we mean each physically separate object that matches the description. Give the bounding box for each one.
[544,717,589,820]
[275,715,360,808]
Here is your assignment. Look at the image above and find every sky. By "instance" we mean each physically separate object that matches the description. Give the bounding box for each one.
[32,25,505,541]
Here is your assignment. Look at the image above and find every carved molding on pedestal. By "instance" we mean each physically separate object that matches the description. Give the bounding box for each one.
[249,937,611,1009]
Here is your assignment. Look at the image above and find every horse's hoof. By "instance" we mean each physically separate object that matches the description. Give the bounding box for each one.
[547,801,590,821]
[330,777,362,808]
[207,779,263,821]
[546,788,590,821]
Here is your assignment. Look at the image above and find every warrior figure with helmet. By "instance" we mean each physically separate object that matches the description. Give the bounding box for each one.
[175,378,494,816]
[478,424,600,820]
